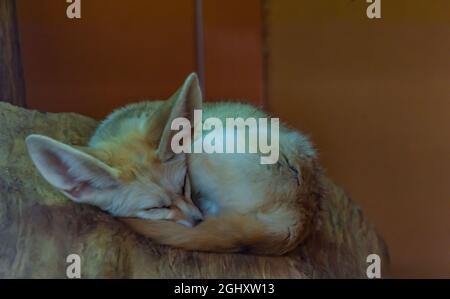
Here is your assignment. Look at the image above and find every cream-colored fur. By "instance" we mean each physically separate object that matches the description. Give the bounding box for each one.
[27,73,321,255]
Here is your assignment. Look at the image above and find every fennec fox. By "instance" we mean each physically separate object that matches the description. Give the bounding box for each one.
[26,73,322,255]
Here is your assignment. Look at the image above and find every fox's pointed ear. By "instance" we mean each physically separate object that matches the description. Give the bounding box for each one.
[25,134,120,203]
[157,72,203,161]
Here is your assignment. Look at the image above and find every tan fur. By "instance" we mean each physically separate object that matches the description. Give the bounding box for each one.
[98,74,321,255]
[118,151,324,255]
[26,73,324,255]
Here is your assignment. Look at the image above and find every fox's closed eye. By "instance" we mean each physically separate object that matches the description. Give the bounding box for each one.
[144,206,170,211]
[161,155,175,163]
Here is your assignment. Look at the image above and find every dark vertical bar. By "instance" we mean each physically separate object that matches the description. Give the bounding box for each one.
[260,0,269,109]
[195,0,206,95]
[0,0,27,107]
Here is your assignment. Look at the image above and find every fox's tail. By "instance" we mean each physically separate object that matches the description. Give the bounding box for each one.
[120,214,294,255]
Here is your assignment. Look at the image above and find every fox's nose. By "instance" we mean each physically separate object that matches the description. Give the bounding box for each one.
[176,215,203,227]
[192,215,203,226]
[188,205,204,226]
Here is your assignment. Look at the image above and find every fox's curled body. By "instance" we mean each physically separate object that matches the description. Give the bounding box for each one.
[26,73,324,255]
[96,103,321,254]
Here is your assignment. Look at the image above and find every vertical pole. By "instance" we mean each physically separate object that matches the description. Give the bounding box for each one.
[260,0,269,110]
[195,0,206,96]
[0,0,27,107]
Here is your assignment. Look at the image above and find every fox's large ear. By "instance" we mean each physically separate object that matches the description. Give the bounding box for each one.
[156,72,203,161]
[25,134,120,203]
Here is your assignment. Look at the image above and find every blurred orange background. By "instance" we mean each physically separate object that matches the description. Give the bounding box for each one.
[16,0,263,118]
[15,0,450,278]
